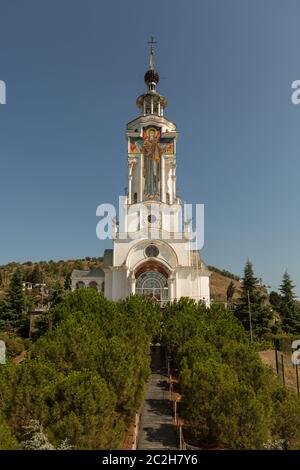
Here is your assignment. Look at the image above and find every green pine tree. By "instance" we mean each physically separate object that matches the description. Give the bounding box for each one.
[31,264,43,285]
[49,281,65,306]
[279,271,300,333]
[8,269,25,314]
[269,291,282,311]
[3,269,28,333]
[235,260,272,338]
[64,272,72,291]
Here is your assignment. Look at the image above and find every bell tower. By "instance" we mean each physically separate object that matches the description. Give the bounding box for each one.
[126,37,178,208]
[72,39,210,305]
[102,39,211,306]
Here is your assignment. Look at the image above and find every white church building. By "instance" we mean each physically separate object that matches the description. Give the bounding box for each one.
[71,42,210,306]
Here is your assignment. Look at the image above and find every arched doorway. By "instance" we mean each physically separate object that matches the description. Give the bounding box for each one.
[135,263,169,305]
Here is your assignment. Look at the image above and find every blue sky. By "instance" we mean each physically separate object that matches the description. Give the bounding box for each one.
[1,0,300,295]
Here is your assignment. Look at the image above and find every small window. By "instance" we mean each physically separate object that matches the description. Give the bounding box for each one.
[89,281,98,290]
[133,192,137,204]
[76,281,85,289]
[148,214,157,224]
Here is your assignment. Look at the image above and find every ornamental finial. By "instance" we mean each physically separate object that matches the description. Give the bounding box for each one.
[148,36,156,70]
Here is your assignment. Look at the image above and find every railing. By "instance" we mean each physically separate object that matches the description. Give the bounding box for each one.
[274,349,300,395]
[166,355,202,450]
[131,413,140,450]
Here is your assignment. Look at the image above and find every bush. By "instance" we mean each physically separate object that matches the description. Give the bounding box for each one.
[0,332,25,357]
[0,413,19,450]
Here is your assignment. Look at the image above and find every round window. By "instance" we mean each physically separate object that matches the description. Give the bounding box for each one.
[147,214,157,224]
[145,244,159,258]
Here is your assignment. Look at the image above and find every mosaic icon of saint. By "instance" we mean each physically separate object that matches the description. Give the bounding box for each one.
[142,128,163,198]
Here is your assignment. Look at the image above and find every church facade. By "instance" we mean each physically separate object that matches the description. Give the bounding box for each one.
[71,43,210,306]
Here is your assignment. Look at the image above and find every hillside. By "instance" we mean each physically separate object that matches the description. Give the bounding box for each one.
[0,258,241,303]
[209,269,241,303]
[0,257,103,298]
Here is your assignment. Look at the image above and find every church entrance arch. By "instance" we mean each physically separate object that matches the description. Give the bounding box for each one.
[135,262,169,305]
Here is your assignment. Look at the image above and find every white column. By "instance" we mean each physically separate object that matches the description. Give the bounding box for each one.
[168,274,175,301]
[173,175,176,202]
[161,155,165,202]
[128,161,133,204]
[151,97,154,114]
[158,101,161,116]
[170,175,175,204]
[128,175,132,204]
[129,272,136,296]
[140,154,143,202]
[170,162,176,203]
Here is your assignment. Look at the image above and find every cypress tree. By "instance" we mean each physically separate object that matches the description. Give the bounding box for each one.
[226,281,236,302]
[226,281,236,309]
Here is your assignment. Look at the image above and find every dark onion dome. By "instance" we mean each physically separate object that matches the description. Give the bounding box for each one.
[144,69,159,85]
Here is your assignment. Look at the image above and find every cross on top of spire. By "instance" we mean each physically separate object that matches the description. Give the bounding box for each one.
[148,36,156,70]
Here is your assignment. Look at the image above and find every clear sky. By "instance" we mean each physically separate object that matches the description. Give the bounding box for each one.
[1,0,300,295]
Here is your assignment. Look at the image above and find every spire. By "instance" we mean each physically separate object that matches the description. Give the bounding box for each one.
[144,37,159,92]
[136,38,167,116]
[148,36,156,70]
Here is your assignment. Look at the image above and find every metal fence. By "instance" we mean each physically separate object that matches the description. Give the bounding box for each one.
[167,356,201,451]
[274,349,300,395]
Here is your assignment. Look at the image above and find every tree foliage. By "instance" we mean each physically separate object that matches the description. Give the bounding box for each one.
[226,281,235,304]
[163,298,300,449]
[279,272,300,333]
[0,413,19,450]
[234,260,273,337]
[0,269,29,334]
[0,290,160,449]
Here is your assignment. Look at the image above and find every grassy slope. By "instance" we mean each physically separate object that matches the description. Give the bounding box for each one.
[210,270,241,303]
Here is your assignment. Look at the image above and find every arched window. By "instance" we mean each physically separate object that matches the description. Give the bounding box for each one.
[101,281,105,293]
[76,281,85,289]
[166,192,170,204]
[136,270,168,304]
[133,192,138,204]
[89,281,98,290]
